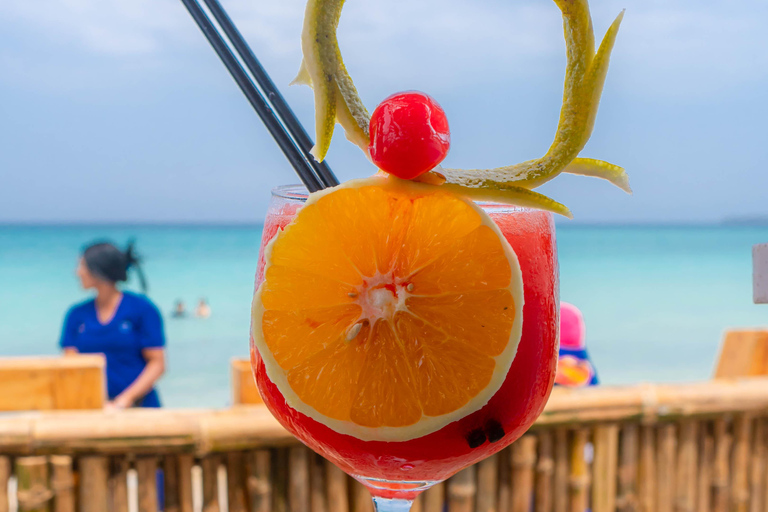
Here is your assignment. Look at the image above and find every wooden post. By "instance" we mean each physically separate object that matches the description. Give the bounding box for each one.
[0,456,10,512]
[423,483,444,512]
[288,447,310,512]
[656,423,677,512]
[246,450,272,512]
[50,456,75,512]
[638,426,656,512]
[592,424,619,512]
[569,429,589,512]
[176,455,194,512]
[448,466,476,512]
[497,447,511,512]
[511,435,537,512]
[732,415,751,512]
[231,359,264,405]
[201,456,221,512]
[324,461,346,512]
[712,418,731,512]
[226,452,248,512]
[79,456,109,512]
[714,330,768,378]
[163,456,180,512]
[309,454,327,512]
[412,494,423,512]
[350,479,373,512]
[273,449,289,512]
[16,456,51,512]
[136,457,159,512]
[697,423,714,512]
[0,355,105,410]
[675,421,698,512]
[107,457,129,512]
[617,424,638,512]
[749,418,765,512]
[553,429,569,512]
[535,431,554,512]
[475,454,498,512]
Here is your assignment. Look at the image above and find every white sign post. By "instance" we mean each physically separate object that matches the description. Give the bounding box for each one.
[754,244,768,304]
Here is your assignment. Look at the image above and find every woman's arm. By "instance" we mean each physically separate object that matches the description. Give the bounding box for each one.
[111,348,166,409]
[63,347,79,355]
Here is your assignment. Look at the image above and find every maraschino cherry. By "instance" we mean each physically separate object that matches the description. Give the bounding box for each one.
[369,91,450,180]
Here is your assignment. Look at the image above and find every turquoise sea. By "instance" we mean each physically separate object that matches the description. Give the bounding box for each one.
[1,224,767,408]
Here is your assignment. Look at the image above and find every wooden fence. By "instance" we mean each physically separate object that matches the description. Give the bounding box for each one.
[2,377,768,512]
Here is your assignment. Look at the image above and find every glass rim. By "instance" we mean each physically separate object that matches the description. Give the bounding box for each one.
[270,184,538,212]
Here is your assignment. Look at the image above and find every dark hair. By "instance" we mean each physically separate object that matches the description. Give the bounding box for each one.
[82,240,147,292]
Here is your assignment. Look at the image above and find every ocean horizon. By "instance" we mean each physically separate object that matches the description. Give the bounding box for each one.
[2,222,767,408]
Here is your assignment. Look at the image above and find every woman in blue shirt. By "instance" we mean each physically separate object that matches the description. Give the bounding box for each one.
[60,241,166,409]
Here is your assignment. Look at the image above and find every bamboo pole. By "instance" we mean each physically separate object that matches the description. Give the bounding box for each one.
[675,421,698,512]
[136,457,159,512]
[553,429,568,512]
[324,460,346,512]
[4,379,768,456]
[475,454,498,512]
[749,418,764,512]
[288,447,310,512]
[201,456,221,512]
[50,456,74,512]
[350,479,373,512]
[712,418,731,512]
[448,466,476,512]
[78,456,109,512]
[697,423,714,512]
[246,450,271,512]
[272,449,289,512]
[423,482,444,512]
[497,447,511,512]
[226,452,248,512]
[569,429,589,512]
[164,456,180,512]
[762,419,768,512]
[0,456,10,512]
[107,457,129,512]
[309,454,327,512]
[176,455,194,512]
[617,424,638,512]
[412,494,423,512]
[592,424,619,512]
[638,426,656,512]
[16,456,51,512]
[656,423,677,512]
[732,414,751,512]
[535,431,554,512]
[511,435,537,512]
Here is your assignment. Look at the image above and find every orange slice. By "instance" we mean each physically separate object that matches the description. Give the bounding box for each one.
[251,176,524,441]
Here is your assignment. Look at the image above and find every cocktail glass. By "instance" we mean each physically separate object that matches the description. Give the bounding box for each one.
[251,184,559,511]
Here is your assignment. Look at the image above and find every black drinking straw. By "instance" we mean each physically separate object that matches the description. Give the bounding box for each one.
[180,0,335,192]
[201,0,340,189]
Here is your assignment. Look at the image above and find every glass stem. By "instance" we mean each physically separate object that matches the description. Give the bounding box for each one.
[371,496,414,512]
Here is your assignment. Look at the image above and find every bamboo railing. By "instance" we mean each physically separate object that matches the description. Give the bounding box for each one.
[2,378,768,512]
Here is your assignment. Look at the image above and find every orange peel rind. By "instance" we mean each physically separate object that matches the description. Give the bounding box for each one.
[295,0,627,215]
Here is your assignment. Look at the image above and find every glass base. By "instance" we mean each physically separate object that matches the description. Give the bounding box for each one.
[353,476,440,501]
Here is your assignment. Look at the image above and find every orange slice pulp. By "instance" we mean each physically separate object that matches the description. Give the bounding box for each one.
[251,176,524,442]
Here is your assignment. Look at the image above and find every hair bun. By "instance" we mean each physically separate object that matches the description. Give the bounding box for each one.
[124,240,140,270]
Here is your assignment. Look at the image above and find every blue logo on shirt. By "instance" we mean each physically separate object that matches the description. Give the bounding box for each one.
[78,324,85,333]
[120,321,132,332]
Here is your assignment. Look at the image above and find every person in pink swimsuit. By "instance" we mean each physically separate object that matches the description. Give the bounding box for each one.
[555,302,599,387]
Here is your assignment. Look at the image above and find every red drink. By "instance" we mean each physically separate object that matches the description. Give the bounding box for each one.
[251,186,559,495]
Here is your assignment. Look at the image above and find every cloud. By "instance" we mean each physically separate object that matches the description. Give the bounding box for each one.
[1,0,766,98]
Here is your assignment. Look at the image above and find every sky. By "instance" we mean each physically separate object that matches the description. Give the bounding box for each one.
[0,0,766,224]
